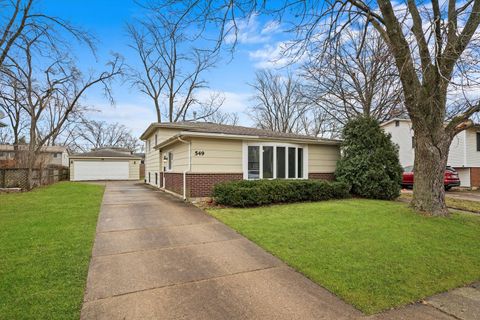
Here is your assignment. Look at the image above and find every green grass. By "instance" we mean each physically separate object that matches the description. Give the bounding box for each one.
[208,199,480,314]
[0,182,104,319]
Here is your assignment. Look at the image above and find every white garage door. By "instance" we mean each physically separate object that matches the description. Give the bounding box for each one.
[73,161,129,181]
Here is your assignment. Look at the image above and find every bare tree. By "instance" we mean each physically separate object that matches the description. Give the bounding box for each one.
[299,108,341,139]
[0,0,94,69]
[3,31,123,187]
[69,119,141,152]
[249,70,312,134]
[295,0,480,216]
[158,0,480,216]
[302,27,404,125]
[0,127,11,144]
[0,74,28,145]
[128,7,226,123]
[202,110,239,125]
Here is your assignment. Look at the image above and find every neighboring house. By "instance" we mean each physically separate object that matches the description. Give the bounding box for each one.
[0,144,69,168]
[140,122,341,199]
[381,118,480,187]
[69,148,141,181]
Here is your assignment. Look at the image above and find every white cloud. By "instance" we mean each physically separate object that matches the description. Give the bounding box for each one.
[224,14,282,45]
[195,88,251,113]
[84,102,157,138]
[249,40,307,69]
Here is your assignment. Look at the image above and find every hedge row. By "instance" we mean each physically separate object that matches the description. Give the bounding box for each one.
[212,179,350,207]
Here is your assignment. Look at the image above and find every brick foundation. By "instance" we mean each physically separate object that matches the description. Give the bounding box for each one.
[308,172,335,181]
[162,172,335,198]
[187,173,243,197]
[164,172,183,195]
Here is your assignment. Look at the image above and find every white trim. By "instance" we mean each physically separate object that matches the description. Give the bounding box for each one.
[177,137,191,200]
[242,141,308,180]
[304,145,309,179]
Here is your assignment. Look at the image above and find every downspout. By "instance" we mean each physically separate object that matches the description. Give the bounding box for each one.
[177,137,191,200]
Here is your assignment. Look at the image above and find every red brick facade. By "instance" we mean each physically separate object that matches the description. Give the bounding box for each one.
[162,172,335,198]
[308,172,335,181]
[164,172,183,195]
[187,173,243,197]
[470,168,480,187]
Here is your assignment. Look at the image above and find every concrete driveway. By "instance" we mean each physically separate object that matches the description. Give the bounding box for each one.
[80,181,363,319]
[403,188,480,202]
[81,182,460,320]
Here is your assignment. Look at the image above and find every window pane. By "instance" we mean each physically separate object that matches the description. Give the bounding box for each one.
[168,152,173,170]
[288,147,296,178]
[248,146,260,179]
[297,148,303,178]
[263,146,273,179]
[276,147,286,178]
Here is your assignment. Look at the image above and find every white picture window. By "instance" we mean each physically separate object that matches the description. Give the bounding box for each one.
[245,143,306,180]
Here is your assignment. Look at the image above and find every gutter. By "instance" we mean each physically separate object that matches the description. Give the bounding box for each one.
[154,132,341,150]
[176,137,191,200]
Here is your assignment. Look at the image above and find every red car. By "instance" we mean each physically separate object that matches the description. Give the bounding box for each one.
[402,166,461,191]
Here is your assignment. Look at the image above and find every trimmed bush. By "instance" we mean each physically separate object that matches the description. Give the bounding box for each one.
[335,116,403,200]
[212,179,350,207]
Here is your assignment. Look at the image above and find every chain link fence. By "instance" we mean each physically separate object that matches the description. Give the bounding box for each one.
[0,167,69,189]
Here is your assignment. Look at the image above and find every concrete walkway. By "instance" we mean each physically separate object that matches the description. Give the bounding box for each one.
[81,182,475,319]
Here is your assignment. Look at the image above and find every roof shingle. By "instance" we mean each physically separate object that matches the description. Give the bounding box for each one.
[141,121,340,143]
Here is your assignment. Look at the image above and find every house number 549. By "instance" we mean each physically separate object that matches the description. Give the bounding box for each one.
[195,150,205,156]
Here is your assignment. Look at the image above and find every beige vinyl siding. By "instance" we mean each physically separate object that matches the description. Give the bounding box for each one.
[129,159,140,180]
[190,138,243,173]
[308,144,340,173]
[144,128,180,185]
[163,141,189,172]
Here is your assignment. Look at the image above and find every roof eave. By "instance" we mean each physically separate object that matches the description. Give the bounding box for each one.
[154,131,341,150]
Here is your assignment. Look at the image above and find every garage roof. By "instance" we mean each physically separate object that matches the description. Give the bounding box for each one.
[70,149,142,159]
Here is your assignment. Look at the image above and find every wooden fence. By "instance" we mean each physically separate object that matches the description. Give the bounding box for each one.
[0,167,69,189]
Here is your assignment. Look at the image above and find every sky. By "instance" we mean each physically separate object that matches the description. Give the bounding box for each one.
[40,0,293,138]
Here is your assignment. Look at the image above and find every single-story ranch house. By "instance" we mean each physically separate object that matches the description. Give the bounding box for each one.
[70,148,141,181]
[140,122,341,199]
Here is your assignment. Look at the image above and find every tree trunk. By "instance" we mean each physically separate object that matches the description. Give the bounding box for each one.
[410,126,451,216]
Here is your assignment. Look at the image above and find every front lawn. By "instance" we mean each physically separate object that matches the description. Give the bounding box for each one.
[208,199,480,314]
[0,182,104,319]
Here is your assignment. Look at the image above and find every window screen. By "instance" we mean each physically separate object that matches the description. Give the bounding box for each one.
[276,147,286,178]
[288,147,296,178]
[297,148,303,178]
[262,146,273,179]
[248,146,260,179]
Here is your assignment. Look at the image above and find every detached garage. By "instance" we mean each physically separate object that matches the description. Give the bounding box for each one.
[70,149,141,181]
